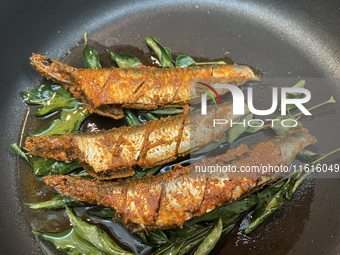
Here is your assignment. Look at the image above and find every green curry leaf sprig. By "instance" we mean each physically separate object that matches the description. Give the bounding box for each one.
[106,49,142,68]
[21,84,82,116]
[146,36,226,68]
[145,36,175,68]
[175,55,226,68]
[83,31,102,69]
[145,195,257,255]
[28,104,89,136]
[21,84,90,137]
[280,80,306,113]
[33,207,132,255]
[245,147,340,234]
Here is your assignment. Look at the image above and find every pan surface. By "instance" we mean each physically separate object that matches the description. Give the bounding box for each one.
[1,0,340,254]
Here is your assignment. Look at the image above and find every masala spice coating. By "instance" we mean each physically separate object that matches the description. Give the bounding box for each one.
[44,126,316,233]
[30,54,259,119]
[25,102,247,179]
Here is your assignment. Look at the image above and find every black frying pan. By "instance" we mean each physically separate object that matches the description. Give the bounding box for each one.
[1,0,340,254]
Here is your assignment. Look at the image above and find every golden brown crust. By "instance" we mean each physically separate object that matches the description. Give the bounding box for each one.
[25,102,243,179]
[30,54,258,119]
[44,126,316,232]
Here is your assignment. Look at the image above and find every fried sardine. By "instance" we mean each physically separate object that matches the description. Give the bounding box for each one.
[44,126,316,233]
[25,102,247,179]
[30,54,258,119]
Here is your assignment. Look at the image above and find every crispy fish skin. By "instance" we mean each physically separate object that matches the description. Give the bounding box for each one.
[25,102,247,179]
[30,54,258,119]
[44,126,316,232]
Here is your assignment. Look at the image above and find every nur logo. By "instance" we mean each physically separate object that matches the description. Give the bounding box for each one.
[197,82,223,107]
[199,83,312,116]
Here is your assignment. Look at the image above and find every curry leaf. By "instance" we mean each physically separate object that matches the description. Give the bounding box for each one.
[11,143,81,175]
[286,169,314,200]
[167,224,201,238]
[186,194,257,225]
[282,80,306,112]
[220,216,238,238]
[27,156,81,176]
[191,136,228,155]
[21,84,90,136]
[139,232,148,244]
[246,116,301,135]
[270,116,301,135]
[297,149,319,162]
[66,206,109,251]
[143,230,169,248]
[27,104,90,136]
[194,217,222,255]
[21,83,90,137]
[66,207,132,254]
[176,224,219,255]
[293,96,336,118]
[25,193,87,209]
[244,180,290,234]
[175,55,226,68]
[100,231,133,255]
[33,228,105,255]
[105,49,142,68]
[20,84,82,116]
[175,55,196,67]
[145,37,174,68]
[227,113,254,143]
[177,238,203,255]
[245,119,265,133]
[154,225,212,255]
[83,32,102,69]
[20,84,57,105]
[88,208,115,218]
[130,166,162,179]
[123,109,141,126]
[164,197,255,254]
[176,225,218,255]
[286,148,340,200]
[168,210,239,255]
[140,112,159,121]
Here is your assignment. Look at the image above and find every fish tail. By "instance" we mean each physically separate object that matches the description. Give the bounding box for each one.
[271,126,317,165]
